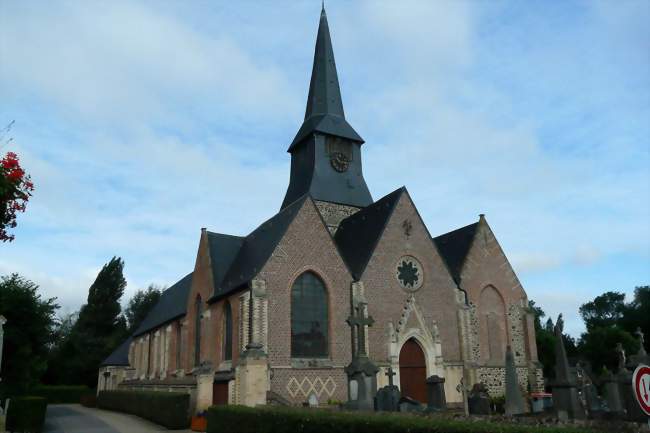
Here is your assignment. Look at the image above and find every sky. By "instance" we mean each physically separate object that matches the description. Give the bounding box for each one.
[0,0,648,338]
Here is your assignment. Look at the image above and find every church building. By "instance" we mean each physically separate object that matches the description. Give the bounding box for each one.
[99,7,543,412]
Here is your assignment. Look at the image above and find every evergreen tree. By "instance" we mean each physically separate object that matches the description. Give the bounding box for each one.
[56,257,128,387]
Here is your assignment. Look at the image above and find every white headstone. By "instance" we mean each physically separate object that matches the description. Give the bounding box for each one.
[308,393,319,407]
[349,379,359,401]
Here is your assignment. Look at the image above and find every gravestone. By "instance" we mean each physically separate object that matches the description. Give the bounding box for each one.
[426,375,446,411]
[602,368,624,416]
[399,396,424,412]
[504,345,526,416]
[582,383,603,419]
[344,302,379,410]
[468,383,491,415]
[550,314,585,420]
[375,367,400,412]
[308,393,319,407]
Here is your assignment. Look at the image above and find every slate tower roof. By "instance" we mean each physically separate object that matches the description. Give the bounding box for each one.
[282,6,372,209]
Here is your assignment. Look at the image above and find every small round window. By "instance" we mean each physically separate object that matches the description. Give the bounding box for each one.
[395,256,423,291]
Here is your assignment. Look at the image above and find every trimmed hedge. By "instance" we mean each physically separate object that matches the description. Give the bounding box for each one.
[207,406,597,433]
[30,385,92,404]
[6,396,47,433]
[97,390,190,429]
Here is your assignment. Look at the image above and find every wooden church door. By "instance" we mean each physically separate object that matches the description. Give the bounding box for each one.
[399,338,427,403]
[212,381,229,406]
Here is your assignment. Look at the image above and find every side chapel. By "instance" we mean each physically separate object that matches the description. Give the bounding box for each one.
[98,6,543,412]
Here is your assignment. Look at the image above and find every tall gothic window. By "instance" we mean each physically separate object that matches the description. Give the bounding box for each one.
[223,301,233,361]
[291,272,328,358]
[194,295,202,366]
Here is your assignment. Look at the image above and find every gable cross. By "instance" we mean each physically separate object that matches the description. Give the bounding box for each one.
[347,302,374,358]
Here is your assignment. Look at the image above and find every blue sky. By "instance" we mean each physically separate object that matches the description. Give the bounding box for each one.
[1,0,648,337]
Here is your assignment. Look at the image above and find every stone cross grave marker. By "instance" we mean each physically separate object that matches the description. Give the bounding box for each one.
[347,302,374,358]
[386,366,396,387]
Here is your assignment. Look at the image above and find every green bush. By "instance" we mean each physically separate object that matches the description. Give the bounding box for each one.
[6,396,47,433]
[206,405,597,433]
[30,385,92,404]
[97,390,189,429]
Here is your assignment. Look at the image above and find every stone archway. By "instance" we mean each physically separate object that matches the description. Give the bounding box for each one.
[399,338,427,403]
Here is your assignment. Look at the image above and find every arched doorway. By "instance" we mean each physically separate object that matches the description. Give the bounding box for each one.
[399,338,427,403]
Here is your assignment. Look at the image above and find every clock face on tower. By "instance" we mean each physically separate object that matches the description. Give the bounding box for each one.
[330,152,350,172]
[326,136,353,173]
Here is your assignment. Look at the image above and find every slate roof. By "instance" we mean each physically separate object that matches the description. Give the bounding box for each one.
[334,187,405,279]
[100,336,132,367]
[288,6,363,151]
[433,222,479,285]
[207,231,245,291]
[132,272,193,337]
[209,195,309,302]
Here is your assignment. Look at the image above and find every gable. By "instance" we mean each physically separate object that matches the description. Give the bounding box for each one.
[459,217,526,302]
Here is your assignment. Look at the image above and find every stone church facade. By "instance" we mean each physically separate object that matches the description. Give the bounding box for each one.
[99,7,543,412]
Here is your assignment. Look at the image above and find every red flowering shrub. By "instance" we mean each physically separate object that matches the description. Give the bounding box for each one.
[0,151,34,241]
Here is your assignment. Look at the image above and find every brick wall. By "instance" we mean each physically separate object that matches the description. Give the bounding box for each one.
[362,192,462,364]
[259,198,354,402]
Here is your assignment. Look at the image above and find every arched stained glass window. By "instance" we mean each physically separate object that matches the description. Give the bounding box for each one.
[291,272,328,358]
[194,295,202,366]
[223,302,233,361]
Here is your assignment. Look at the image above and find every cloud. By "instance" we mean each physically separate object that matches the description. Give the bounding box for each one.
[0,0,647,335]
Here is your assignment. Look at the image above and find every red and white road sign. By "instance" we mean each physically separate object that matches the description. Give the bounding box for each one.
[633,364,650,415]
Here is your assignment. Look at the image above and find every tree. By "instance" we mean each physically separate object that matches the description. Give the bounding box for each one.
[50,257,128,387]
[0,274,58,398]
[124,284,163,333]
[619,286,650,348]
[528,300,556,378]
[578,326,639,373]
[579,291,626,330]
[0,151,34,242]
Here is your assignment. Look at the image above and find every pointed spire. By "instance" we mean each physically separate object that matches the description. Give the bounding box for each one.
[288,6,364,151]
[305,5,344,119]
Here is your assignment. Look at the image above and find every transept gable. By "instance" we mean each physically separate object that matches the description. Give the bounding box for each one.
[459,216,526,303]
[355,187,457,289]
[262,194,353,280]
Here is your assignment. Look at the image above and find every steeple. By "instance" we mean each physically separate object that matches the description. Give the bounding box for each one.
[288,6,364,151]
[281,6,372,210]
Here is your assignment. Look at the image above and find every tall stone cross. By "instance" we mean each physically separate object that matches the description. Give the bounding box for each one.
[347,302,374,358]
[385,366,396,387]
[0,315,6,381]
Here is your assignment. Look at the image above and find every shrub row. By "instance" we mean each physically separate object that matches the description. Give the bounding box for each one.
[207,405,597,433]
[30,385,92,404]
[6,396,47,433]
[97,390,190,429]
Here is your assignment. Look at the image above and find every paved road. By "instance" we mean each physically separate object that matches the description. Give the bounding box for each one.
[43,404,193,433]
[44,405,120,433]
